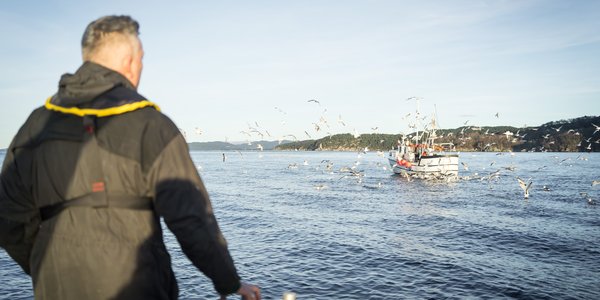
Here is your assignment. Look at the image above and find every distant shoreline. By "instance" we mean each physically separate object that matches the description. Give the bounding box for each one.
[1,115,598,153]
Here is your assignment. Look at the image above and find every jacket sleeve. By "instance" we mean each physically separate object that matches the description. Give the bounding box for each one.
[146,133,241,295]
[0,141,40,275]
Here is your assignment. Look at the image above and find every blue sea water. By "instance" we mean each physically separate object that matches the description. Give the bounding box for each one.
[1,151,599,299]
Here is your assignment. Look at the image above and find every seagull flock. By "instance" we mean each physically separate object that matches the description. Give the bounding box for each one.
[274,147,599,207]
[186,98,385,149]
[457,152,599,205]
[183,98,599,205]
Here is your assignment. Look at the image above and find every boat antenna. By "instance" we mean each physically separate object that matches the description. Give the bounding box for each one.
[434,104,440,129]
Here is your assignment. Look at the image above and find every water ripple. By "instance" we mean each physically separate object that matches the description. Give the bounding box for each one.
[1,152,600,299]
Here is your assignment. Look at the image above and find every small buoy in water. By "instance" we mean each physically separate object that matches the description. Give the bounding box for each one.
[283,291,296,300]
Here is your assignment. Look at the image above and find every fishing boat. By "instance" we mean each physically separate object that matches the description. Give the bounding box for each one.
[387,98,459,179]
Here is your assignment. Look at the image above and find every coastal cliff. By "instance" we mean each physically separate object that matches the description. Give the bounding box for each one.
[275,116,600,152]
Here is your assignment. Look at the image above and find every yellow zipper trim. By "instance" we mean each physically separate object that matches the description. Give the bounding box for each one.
[44,97,161,117]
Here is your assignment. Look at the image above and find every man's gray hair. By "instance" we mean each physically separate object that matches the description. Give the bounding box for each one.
[81,15,140,60]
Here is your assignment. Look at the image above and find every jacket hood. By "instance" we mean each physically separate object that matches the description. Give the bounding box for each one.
[52,61,136,107]
[44,62,160,118]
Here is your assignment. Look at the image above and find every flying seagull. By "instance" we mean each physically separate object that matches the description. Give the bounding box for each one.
[313,123,321,132]
[592,123,600,135]
[337,115,346,126]
[274,106,287,114]
[517,177,532,199]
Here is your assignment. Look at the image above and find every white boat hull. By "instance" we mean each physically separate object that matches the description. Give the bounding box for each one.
[388,154,459,178]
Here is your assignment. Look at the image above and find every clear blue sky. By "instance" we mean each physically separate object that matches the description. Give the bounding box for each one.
[1,0,599,148]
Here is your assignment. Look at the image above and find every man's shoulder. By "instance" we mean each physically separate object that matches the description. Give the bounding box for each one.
[128,107,184,171]
[11,106,56,148]
[129,106,178,132]
[123,107,181,148]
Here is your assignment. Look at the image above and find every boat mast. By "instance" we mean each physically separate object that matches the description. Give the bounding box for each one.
[407,96,422,146]
[416,97,420,146]
[429,104,438,149]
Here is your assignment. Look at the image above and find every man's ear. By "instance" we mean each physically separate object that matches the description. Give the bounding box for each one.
[121,53,135,84]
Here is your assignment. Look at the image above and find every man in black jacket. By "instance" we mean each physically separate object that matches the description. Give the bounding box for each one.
[0,15,261,300]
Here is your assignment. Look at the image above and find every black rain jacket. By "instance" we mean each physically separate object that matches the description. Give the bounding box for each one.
[0,62,241,299]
